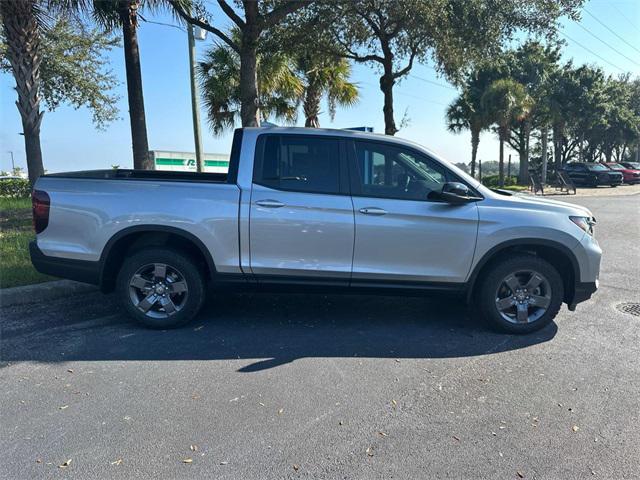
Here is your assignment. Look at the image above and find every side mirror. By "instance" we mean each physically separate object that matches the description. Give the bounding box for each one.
[438,182,480,204]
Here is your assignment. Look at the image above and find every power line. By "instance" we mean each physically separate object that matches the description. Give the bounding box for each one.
[610,3,640,35]
[408,74,457,91]
[572,21,640,67]
[556,30,626,72]
[359,81,448,106]
[582,8,640,55]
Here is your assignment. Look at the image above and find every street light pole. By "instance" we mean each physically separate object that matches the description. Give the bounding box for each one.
[187,20,204,173]
[8,151,15,172]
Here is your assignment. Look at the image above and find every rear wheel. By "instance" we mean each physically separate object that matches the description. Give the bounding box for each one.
[478,255,563,334]
[116,248,205,329]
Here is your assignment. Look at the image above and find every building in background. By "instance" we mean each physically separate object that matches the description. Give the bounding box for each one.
[150,150,230,173]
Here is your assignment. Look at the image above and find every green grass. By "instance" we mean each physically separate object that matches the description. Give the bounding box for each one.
[0,197,53,289]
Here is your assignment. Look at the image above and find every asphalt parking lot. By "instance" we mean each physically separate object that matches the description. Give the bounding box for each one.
[1,193,639,480]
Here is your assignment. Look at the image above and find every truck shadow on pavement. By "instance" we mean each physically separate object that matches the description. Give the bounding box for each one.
[1,290,557,371]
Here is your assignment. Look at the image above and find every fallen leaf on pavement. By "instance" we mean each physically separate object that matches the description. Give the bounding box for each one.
[517,471,524,478]
[67,369,74,373]
[452,435,460,442]
[293,464,299,471]
[220,461,229,465]
[36,459,42,464]
[391,399,397,408]
[378,432,388,437]
[111,459,123,465]
[278,408,284,415]
[59,405,69,410]
[190,445,198,452]
[59,459,72,469]
[182,458,193,464]
[572,425,580,432]
[259,402,265,406]
[366,447,374,457]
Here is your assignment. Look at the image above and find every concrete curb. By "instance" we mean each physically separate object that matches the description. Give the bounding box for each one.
[0,280,98,308]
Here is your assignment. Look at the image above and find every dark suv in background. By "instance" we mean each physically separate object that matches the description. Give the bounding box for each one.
[562,162,623,187]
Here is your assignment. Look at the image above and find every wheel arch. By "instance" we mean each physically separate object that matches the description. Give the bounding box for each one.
[99,225,216,293]
[466,238,580,305]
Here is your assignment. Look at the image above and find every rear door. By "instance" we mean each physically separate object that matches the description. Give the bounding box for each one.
[348,140,479,284]
[249,134,354,283]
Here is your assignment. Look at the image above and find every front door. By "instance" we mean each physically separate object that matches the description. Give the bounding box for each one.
[348,140,479,284]
[249,134,354,283]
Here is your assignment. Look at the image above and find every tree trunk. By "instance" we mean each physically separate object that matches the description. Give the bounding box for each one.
[552,122,563,173]
[303,84,321,128]
[1,0,44,184]
[518,120,531,185]
[498,134,505,188]
[119,0,152,169]
[470,128,479,178]
[379,62,397,136]
[541,125,548,185]
[239,36,260,127]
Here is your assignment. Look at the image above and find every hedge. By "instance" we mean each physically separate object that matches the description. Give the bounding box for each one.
[481,175,519,188]
[0,178,32,198]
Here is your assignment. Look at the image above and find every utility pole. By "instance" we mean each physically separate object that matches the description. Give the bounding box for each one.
[541,126,548,185]
[8,151,15,172]
[187,18,205,173]
[507,154,512,181]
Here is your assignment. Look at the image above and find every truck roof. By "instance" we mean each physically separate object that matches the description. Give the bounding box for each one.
[241,127,436,155]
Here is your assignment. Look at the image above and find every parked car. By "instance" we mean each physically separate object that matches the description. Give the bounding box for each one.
[562,162,623,187]
[29,128,601,334]
[619,161,640,172]
[604,162,640,184]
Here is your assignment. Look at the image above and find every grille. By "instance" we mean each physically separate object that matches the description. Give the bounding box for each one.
[616,303,640,317]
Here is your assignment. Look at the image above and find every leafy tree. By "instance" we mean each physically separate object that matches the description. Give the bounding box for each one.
[1,3,119,183]
[504,41,562,184]
[306,0,584,136]
[197,33,302,135]
[481,78,532,187]
[171,0,312,128]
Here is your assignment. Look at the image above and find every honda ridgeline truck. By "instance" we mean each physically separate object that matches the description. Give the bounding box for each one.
[30,128,601,333]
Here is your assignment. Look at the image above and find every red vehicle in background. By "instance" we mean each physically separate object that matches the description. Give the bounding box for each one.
[604,162,640,184]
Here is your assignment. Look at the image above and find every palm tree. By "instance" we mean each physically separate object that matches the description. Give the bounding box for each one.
[90,0,181,169]
[1,0,46,184]
[197,36,303,135]
[481,78,533,187]
[295,54,358,128]
[446,90,487,178]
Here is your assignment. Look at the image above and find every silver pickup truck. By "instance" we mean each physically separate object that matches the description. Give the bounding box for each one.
[30,127,601,333]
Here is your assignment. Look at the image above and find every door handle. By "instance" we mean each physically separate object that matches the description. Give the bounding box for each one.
[359,207,387,216]
[255,199,285,208]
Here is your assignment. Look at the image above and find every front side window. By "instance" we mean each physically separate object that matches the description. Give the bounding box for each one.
[588,164,609,172]
[254,135,341,194]
[353,141,449,200]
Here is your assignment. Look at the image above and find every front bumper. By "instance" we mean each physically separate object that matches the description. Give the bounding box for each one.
[30,241,100,285]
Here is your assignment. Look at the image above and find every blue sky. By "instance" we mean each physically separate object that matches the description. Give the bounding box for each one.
[1,0,639,173]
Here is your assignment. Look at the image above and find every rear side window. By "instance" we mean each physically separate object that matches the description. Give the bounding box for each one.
[254,135,341,194]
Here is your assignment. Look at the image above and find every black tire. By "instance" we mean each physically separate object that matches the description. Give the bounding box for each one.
[478,255,564,334]
[116,247,206,329]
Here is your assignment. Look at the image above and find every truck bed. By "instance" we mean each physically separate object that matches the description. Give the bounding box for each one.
[45,169,229,183]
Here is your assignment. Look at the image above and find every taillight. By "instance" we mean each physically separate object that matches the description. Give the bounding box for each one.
[32,190,50,234]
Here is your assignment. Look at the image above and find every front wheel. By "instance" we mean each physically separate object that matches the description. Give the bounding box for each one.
[116,247,206,329]
[478,255,564,334]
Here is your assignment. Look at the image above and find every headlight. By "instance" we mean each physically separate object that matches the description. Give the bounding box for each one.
[570,216,596,236]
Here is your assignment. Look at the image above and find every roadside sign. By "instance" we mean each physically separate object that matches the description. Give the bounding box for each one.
[150,150,230,174]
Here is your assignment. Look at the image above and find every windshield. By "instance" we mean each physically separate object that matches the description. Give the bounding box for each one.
[588,164,609,172]
[607,163,624,170]
[624,162,640,169]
